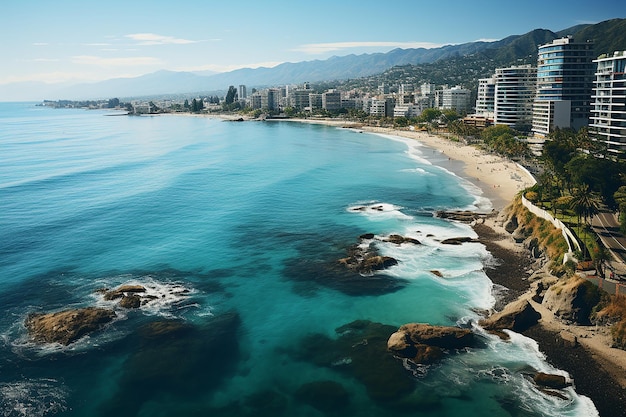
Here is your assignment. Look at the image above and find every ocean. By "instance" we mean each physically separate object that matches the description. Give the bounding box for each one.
[0,102,598,416]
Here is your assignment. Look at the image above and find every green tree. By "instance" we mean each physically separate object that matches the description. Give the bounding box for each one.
[419,108,441,123]
[569,184,600,259]
[225,86,237,105]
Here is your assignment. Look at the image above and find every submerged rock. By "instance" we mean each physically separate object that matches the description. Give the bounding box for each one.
[295,380,350,412]
[292,320,416,403]
[99,312,241,416]
[25,307,116,345]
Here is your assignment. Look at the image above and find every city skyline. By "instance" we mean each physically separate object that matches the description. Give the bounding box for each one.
[1,0,622,91]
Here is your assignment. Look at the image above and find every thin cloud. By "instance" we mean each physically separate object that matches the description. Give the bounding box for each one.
[294,41,445,54]
[33,58,60,62]
[33,42,49,46]
[71,55,162,67]
[125,33,201,45]
[177,61,283,73]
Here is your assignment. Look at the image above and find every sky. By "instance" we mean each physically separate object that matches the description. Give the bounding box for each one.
[0,0,624,87]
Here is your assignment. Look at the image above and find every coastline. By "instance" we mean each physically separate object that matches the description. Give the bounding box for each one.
[275,117,626,415]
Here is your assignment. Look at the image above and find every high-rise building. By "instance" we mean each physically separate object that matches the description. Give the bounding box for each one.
[476,76,496,117]
[238,85,247,99]
[532,36,594,137]
[590,51,626,158]
[493,65,537,129]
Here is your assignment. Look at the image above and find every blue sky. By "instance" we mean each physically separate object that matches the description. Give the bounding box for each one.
[0,0,623,86]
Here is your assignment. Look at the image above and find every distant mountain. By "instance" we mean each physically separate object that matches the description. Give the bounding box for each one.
[22,17,626,101]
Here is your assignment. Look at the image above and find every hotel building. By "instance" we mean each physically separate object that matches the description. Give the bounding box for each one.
[493,65,537,129]
[531,36,595,138]
[590,51,626,158]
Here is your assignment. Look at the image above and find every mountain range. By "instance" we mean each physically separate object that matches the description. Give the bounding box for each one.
[4,18,625,101]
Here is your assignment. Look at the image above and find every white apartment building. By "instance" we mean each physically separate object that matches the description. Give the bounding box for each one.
[437,86,471,114]
[493,65,537,129]
[475,76,496,117]
[393,104,421,118]
[590,51,626,158]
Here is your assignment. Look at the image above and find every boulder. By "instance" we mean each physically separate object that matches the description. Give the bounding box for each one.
[436,210,482,223]
[479,299,541,337]
[119,294,142,309]
[440,237,479,245]
[533,372,571,389]
[361,256,398,272]
[385,235,421,245]
[103,284,146,301]
[25,307,116,345]
[542,276,602,324]
[388,323,474,362]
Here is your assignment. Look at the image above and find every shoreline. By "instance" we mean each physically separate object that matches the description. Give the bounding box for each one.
[275,117,626,414]
[266,118,536,210]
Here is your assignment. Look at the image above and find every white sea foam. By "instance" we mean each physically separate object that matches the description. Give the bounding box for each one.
[0,379,67,417]
[347,202,413,221]
[91,275,207,318]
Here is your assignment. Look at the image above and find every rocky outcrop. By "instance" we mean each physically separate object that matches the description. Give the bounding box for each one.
[98,284,157,309]
[387,323,474,364]
[533,372,571,389]
[436,210,485,223]
[479,299,541,339]
[338,235,399,274]
[25,307,116,345]
[440,236,479,245]
[384,234,421,245]
[542,276,602,324]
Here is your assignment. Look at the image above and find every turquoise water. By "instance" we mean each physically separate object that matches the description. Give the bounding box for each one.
[0,103,597,416]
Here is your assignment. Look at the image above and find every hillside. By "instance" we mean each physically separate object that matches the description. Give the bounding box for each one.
[18,18,626,101]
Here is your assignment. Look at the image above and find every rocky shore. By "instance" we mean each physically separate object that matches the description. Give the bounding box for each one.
[472,214,626,417]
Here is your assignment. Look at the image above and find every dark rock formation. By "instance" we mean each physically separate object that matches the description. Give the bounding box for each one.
[479,299,541,339]
[533,372,571,389]
[102,284,146,300]
[25,307,116,345]
[387,323,475,363]
[440,237,479,245]
[436,210,485,223]
[99,312,241,416]
[337,236,399,274]
[384,234,421,245]
[118,294,142,309]
[292,320,416,403]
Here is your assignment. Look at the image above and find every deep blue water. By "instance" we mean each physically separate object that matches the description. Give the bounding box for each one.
[0,103,597,416]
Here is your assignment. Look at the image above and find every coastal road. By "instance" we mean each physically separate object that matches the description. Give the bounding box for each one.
[592,211,626,276]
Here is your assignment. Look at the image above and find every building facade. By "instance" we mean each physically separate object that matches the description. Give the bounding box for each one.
[476,76,496,117]
[532,36,595,137]
[322,89,342,111]
[437,86,471,114]
[493,65,537,129]
[590,51,626,158]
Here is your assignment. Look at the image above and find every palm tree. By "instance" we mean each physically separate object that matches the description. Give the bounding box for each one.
[570,184,601,259]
